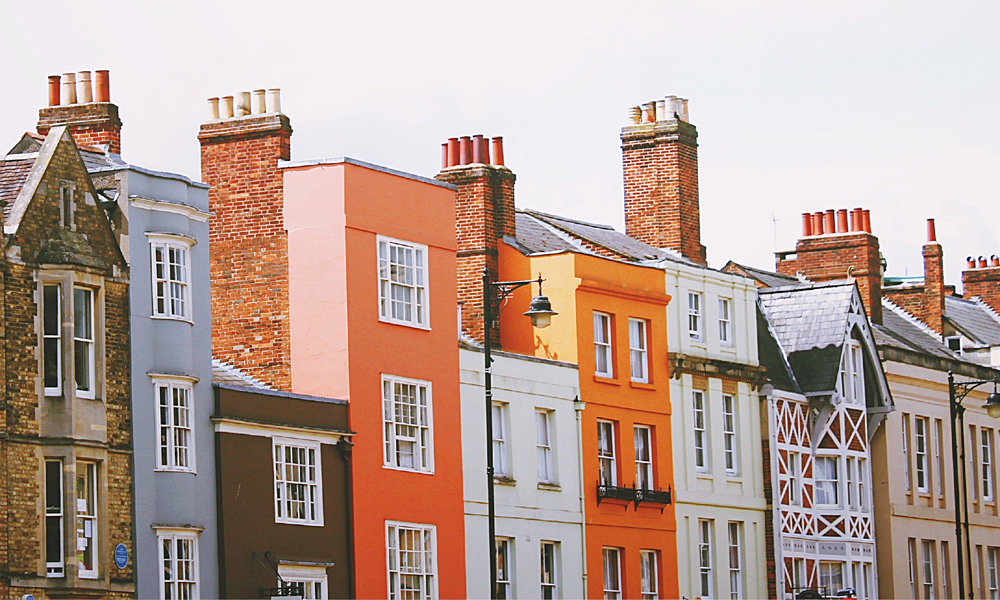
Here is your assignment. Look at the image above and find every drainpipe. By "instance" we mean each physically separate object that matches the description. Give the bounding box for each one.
[337,437,356,599]
[575,398,588,594]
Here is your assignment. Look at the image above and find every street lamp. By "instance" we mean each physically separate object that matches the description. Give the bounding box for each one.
[948,371,1000,600]
[483,268,556,600]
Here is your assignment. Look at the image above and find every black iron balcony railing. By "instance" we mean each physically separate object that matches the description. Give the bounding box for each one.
[634,485,672,513]
[597,482,636,506]
[597,482,672,512]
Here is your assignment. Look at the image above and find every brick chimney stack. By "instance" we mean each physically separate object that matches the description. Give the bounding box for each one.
[962,254,1000,313]
[37,71,122,154]
[622,96,706,265]
[920,219,946,334]
[199,88,293,389]
[776,207,884,324]
[435,135,516,346]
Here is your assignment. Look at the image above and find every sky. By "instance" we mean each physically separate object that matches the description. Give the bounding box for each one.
[2,1,998,286]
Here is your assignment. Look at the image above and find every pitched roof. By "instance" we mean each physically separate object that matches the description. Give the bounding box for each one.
[944,295,1000,347]
[724,260,802,289]
[211,359,272,389]
[0,156,36,221]
[756,303,801,393]
[875,302,959,361]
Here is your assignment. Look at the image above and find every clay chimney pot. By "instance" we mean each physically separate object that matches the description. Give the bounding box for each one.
[77,71,93,104]
[447,138,459,168]
[968,256,977,269]
[980,256,988,269]
[48,75,61,107]
[927,218,937,242]
[862,209,872,234]
[802,213,813,237]
[94,70,110,102]
[207,98,220,120]
[472,134,484,164]
[492,137,505,166]
[993,255,1000,268]
[459,136,471,166]
[824,210,836,235]
[62,72,77,105]
[837,209,848,233]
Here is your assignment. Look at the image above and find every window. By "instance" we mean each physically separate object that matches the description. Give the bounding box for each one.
[278,564,329,600]
[603,548,622,600]
[641,550,659,600]
[155,380,195,472]
[77,461,98,579]
[793,559,805,594]
[74,286,95,398]
[935,420,945,496]
[903,416,912,491]
[818,562,844,595]
[728,522,743,600]
[723,395,737,475]
[378,236,428,328]
[983,429,994,502]
[159,530,199,599]
[847,457,856,509]
[59,182,74,228]
[693,390,707,471]
[916,418,928,492]
[496,538,511,599]
[815,456,840,506]
[44,284,62,395]
[863,563,873,600]
[922,540,936,599]
[541,542,558,599]
[594,312,613,377]
[908,539,917,599]
[629,318,648,383]
[849,341,864,404]
[493,403,508,478]
[598,421,617,486]
[789,452,801,505]
[988,547,998,600]
[942,542,951,600]
[718,298,733,347]
[635,425,653,490]
[699,520,713,598]
[382,376,433,472]
[859,458,869,511]
[387,522,436,600]
[151,238,191,320]
[946,335,962,353]
[273,439,322,525]
[536,410,554,484]
[45,460,64,577]
[688,292,703,341]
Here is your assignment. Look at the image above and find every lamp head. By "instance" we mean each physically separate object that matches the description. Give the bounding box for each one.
[985,390,1000,419]
[524,294,557,329]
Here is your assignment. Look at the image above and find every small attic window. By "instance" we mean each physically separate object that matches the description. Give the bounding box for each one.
[59,181,75,229]
[945,336,962,354]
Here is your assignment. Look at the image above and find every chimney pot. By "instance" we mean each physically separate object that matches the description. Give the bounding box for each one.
[447,138,459,168]
[980,256,988,269]
[208,98,220,120]
[824,210,836,235]
[77,71,93,103]
[459,136,471,166]
[235,92,251,117]
[62,72,77,105]
[220,96,234,119]
[802,213,813,237]
[993,255,1000,268]
[862,209,871,233]
[48,75,61,107]
[927,218,937,242]
[482,136,491,165]
[94,70,110,102]
[968,256,977,269]
[252,89,266,114]
[813,212,824,235]
[655,100,667,121]
[266,89,281,113]
[628,106,641,124]
[441,143,449,170]
[492,137,505,166]
[837,209,848,233]
[472,134,484,164]
[678,98,689,122]
[850,208,861,232]
[641,102,656,123]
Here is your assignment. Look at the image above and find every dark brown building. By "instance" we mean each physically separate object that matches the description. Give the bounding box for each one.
[0,124,133,598]
[212,369,353,599]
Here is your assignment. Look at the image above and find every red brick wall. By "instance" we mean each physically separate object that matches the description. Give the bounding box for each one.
[883,242,946,334]
[37,103,122,155]
[963,266,1000,314]
[776,232,883,324]
[436,164,515,347]
[621,119,706,265]
[199,114,293,389]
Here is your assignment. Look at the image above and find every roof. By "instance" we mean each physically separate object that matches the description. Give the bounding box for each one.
[0,156,35,220]
[944,295,1000,347]
[758,281,857,393]
[875,302,960,361]
[724,260,802,289]
[756,303,801,393]
[211,359,272,389]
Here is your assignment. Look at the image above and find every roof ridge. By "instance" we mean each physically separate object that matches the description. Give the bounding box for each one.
[211,358,273,389]
[521,212,592,254]
[520,208,616,231]
[882,298,942,341]
[971,297,1000,327]
[758,279,853,294]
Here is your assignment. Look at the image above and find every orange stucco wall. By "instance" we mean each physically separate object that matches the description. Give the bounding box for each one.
[284,162,466,598]
[500,243,679,600]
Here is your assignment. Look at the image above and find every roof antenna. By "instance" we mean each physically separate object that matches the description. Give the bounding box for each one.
[771,213,779,251]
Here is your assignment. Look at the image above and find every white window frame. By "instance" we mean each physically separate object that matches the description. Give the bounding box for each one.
[594,312,613,378]
[493,402,509,478]
[59,181,75,229]
[935,419,945,496]
[634,425,653,490]
[942,542,951,600]
[916,417,928,492]
[273,437,323,526]
[158,528,200,600]
[386,521,437,600]
[536,410,554,484]
[641,549,659,600]
[718,297,733,347]
[819,562,844,596]
[988,547,998,600]
[603,547,622,600]
[73,286,96,399]
[43,283,62,396]
[922,540,936,599]
[598,420,617,486]
[153,377,196,473]
[45,459,64,577]
[849,341,864,404]
[149,234,193,322]
[723,395,737,475]
[699,520,713,598]
[541,541,558,599]
[789,451,801,505]
[983,429,994,502]
[688,292,703,342]
[377,236,429,329]
[728,522,743,600]
[693,390,708,472]
[908,538,917,599]
[629,318,648,383]
[496,537,512,599]
[278,564,329,600]
[814,456,840,507]
[859,458,869,512]
[77,461,98,579]
[847,456,856,509]
[903,416,912,491]
[382,375,434,473]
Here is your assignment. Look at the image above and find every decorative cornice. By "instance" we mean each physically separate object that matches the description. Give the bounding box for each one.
[667,353,768,388]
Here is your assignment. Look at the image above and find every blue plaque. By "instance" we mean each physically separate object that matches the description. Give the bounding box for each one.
[114,543,128,569]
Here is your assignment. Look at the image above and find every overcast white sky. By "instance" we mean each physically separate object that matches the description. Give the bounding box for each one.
[2,1,997,286]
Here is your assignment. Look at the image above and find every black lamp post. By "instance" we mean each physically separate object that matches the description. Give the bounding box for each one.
[482,268,556,600]
[947,371,1000,600]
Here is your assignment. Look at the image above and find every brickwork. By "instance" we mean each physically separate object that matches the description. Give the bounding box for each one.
[963,266,1000,313]
[776,232,884,324]
[621,119,706,265]
[762,437,777,599]
[200,114,293,389]
[436,164,515,347]
[37,103,122,155]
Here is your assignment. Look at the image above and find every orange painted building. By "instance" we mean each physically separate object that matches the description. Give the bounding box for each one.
[498,246,679,600]
[281,157,467,598]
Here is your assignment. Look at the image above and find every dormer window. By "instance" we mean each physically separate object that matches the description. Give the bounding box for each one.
[841,340,865,404]
[59,182,75,229]
[945,336,962,354]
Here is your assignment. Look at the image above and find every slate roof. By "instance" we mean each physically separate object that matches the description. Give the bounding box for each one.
[757,303,801,393]
[874,303,960,361]
[944,295,1000,347]
[724,261,802,289]
[0,157,35,221]
[211,359,272,389]
[758,281,857,393]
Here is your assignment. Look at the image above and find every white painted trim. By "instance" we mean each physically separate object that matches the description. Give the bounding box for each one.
[148,372,200,383]
[211,416,350,445]
[273,436,325,527]
[131,196,210,222]
[145,231,198,246]
[156,528,201,600]
[376,235,431,330]
[380,374,435,473]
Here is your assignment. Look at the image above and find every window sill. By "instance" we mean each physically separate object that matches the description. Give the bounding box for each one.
[494,477,516,487]
[629,381,655,391]
[382,464,435,476]
[378,316,430,331]
[275,518,325,527]
[725,473,741,481]
[154,468,197,475]
[151,315,194,326]
[593,375,620,386]
[537,482,561,492]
